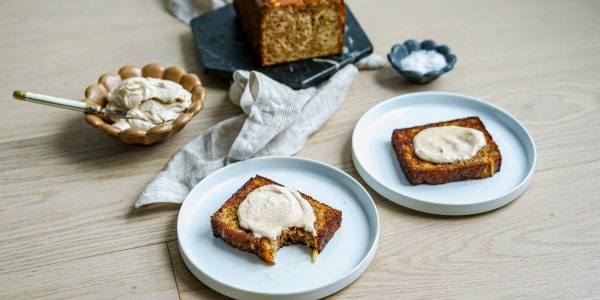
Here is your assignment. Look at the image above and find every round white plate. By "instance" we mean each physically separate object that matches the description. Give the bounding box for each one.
[352,92,536,216]
[178,156,379,300]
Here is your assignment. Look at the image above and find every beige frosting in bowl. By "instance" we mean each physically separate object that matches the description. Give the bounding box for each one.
[106,77,192,131]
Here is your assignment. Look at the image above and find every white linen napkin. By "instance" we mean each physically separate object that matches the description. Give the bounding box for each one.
[135,64,359,208]
[134,0,384,208]
[167,0,233,24]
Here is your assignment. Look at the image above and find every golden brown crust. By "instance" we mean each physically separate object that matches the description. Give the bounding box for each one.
[210,175,342,265]
[233,0,346,66]
[391,116,502,185]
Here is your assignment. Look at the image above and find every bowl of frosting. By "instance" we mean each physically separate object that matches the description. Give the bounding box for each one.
[83,63,207,145]
[387,39,457,84]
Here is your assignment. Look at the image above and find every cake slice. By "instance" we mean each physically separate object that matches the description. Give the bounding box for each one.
[210,175,342,265]
[391,116,502,185]
[233,0,346,66]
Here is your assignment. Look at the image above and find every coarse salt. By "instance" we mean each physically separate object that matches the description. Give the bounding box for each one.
[400,50,447,74]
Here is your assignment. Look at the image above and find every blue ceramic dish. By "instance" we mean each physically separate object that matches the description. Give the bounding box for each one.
[387,40,457,84]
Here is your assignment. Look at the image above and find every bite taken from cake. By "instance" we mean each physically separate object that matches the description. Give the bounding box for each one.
[210,175,343,265]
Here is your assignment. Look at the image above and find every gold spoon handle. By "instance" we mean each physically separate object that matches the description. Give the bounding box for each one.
[13,90,102,113]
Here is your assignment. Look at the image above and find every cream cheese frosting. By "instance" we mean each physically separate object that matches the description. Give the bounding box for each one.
[413,125,486,163]
[237,184,316,240]
[106,77,192,131]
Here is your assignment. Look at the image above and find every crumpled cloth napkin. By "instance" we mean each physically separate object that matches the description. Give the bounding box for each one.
[134,0,384,208]
[167,0,232,24]
[135,64,359,208]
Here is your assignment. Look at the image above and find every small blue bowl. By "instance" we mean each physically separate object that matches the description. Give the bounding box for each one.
[387,39,457,84]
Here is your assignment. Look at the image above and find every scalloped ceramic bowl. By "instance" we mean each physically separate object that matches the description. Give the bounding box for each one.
[387,39,457,84]
[83,63,207,145]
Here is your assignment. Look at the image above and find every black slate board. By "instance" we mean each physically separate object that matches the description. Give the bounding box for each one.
[190,4,373,89]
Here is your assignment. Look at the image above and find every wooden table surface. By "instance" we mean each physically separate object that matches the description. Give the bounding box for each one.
[1,0,599,299]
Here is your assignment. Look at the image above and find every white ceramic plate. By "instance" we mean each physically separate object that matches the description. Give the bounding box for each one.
[352,92,536,216]
[178,156,379,300]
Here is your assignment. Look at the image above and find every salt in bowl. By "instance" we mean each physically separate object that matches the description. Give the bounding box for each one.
[387,39,457,84]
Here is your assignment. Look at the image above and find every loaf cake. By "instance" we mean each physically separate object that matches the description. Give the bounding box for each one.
[210,175,342,265]
[233,0,346,66]
[391,117,502,185]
